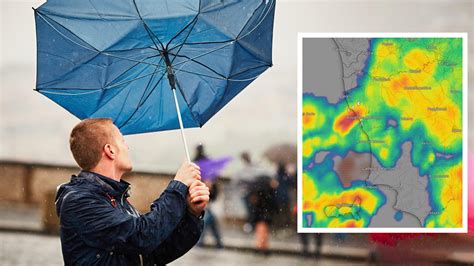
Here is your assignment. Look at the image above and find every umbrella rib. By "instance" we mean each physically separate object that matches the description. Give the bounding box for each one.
[131,0,165,51]
[117,63,168,129]
[171,41,234,69]
[168,1,201,66]
[103,54,161,88]
[165,8,200,51]
[104,67,166,90]
[174,68,261,82]
[179,39,235,46]
[38,54,164,92]
[168,53,227,79]
[166,0,201,54]
[100,52,163,68]
[35,51,106,89]
[37,87,102,91]
[174,69,225,80]
[115,61,162,128]
[114,83,135,124]
[104,46,162,53]
[104,55,165,89]
[174,76,201,126]
[236,1,265,39]
[228,64,272,79]
[37,89,103,96]
[35,11,100,53]
[237,0,275,40]
[172,57,270,82]
[136,59,165,108]
[38,50,106,70]
[89,57,165,122]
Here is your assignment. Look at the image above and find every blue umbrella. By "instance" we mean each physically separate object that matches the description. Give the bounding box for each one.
[34,0,275,161]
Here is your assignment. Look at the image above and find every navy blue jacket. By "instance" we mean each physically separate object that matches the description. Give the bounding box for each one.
[55,170,203,265]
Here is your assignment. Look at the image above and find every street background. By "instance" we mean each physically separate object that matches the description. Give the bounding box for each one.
[1,0,473,265]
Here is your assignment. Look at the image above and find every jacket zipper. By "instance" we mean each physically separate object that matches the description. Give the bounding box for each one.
[121,187,129,206]
[121,187,139,217]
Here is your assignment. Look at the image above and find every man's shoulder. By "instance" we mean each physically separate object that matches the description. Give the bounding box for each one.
[56,187,112,222]
[56,181,106,209]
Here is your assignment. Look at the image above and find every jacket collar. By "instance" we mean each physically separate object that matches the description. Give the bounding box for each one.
[74,170,131,197]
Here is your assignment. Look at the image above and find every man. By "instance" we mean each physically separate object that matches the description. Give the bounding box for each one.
[55,118,210,265]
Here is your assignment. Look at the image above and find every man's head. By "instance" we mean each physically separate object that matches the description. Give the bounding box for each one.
[69,118,132,174]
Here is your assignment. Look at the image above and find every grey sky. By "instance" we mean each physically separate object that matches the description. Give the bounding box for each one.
[1,0,472,174]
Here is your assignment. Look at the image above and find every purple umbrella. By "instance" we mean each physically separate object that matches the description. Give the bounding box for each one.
[196,157,233,181]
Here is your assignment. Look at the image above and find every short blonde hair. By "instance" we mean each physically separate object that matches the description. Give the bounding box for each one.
[69,118,115,170]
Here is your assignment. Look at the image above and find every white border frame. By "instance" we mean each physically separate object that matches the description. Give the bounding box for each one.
[297,32,468,233]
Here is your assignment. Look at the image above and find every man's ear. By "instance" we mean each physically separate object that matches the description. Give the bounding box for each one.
[104,143,116,160]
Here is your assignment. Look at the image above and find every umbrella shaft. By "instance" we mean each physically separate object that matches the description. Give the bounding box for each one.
[163,52,177,90]
[172,88,191,163]
[167,69,176,89]
[163,51,190,162]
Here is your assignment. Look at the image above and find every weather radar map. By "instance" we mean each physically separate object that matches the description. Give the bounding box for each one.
[298,34,467,232]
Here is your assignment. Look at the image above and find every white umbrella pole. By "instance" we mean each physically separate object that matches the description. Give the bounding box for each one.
[172,88,191,163]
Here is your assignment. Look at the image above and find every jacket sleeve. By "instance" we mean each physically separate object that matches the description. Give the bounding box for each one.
[150,211,203,264]
[59,180,188,255]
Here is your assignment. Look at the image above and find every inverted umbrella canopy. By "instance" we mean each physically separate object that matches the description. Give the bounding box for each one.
[34,0,275,136]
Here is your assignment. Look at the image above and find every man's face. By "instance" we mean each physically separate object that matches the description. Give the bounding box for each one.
[110,124,133,173]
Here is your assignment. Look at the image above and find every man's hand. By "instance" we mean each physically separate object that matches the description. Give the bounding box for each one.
[187,180,209,217]
[174,161,201,187]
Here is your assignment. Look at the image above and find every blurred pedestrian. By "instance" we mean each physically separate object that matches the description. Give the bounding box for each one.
[197,180,224,248]
[300,234,323,257]
[248,175,279,253]
[235,152,262,232]
[275,163,296,226]
[194,144,224,249]
[293,204,323,257]
[194,143,207,161]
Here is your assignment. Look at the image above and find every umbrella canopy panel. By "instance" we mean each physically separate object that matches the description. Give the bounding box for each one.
[34,0,275,135]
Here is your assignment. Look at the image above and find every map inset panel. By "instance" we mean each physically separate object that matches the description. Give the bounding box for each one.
[299,35,466,232]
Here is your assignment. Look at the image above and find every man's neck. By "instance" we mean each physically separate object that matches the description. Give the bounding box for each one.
[89,164,123,182]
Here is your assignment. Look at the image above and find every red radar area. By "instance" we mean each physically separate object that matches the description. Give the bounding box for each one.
[334,104,366,135]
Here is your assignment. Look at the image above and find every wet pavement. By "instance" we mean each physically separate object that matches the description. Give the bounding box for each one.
[1,204,473,265]
[0,232,62,265]
[0,203,373,261]
[0,232,363,266]
[172,246,363,266]
[0,203,371,265]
